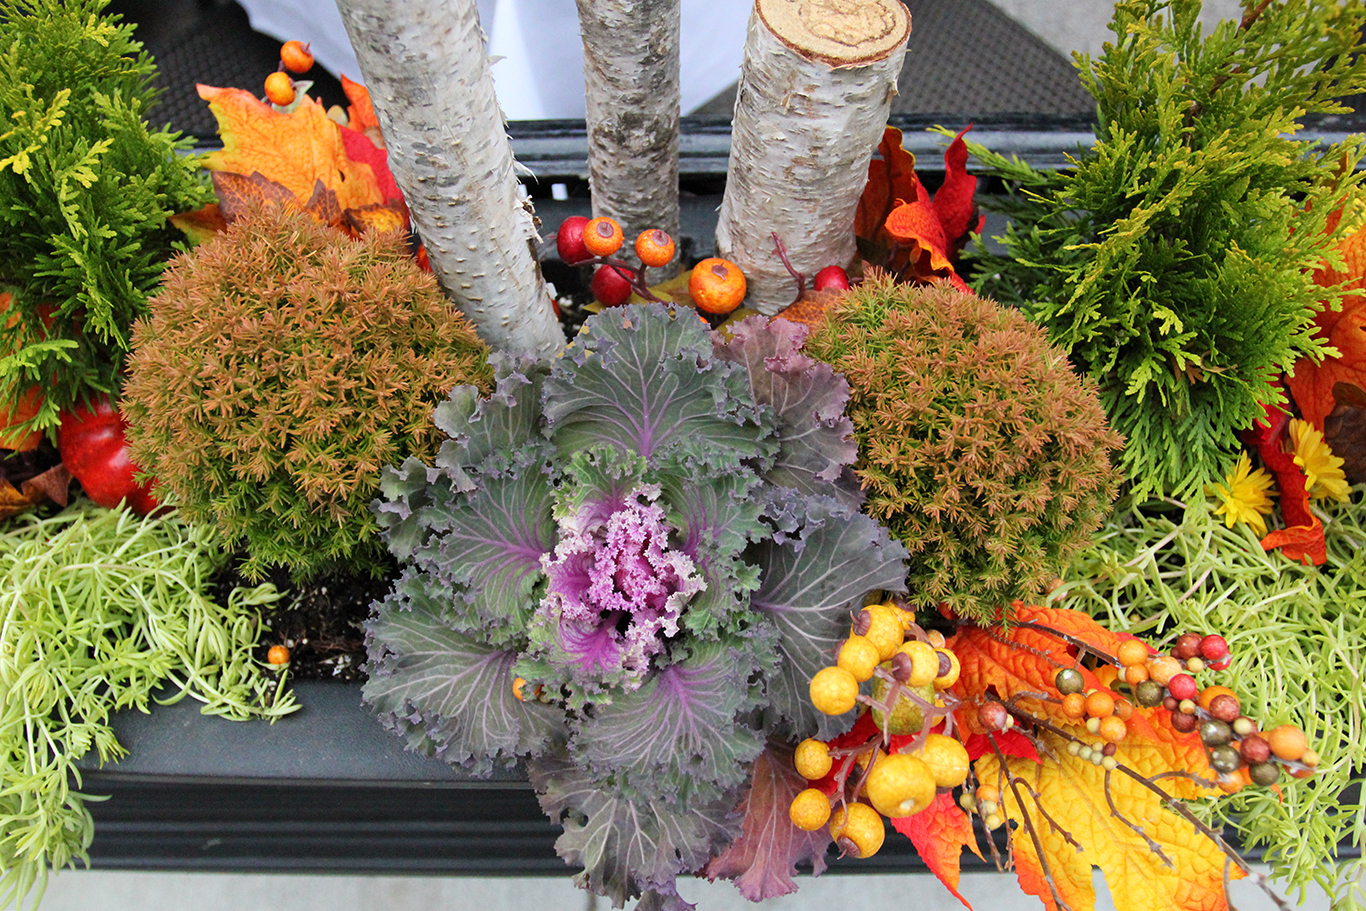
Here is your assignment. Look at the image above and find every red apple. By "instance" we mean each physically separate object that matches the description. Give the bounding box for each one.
[812,265,851,292]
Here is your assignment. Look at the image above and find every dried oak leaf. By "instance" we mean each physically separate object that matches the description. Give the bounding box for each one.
[1286,223,1366,430]
[975,713,1236,911]
[772,287,845,331]
[703,740,830,902]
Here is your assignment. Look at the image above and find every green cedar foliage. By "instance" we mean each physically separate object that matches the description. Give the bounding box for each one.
[0,504,295,908]
[120,205,494,581]
[0,0,212,433]
[801,274,1122,622]
[961,0,1366,501]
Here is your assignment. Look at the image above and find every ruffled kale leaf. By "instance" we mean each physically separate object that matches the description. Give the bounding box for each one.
[530,750,739,909]
[433,355,549,482]
[750,494,910,738]
[569,635,770,803]
[543,303,775,467]
[364,581,567,771]
[712,316,862,510]
[704,739,831,902]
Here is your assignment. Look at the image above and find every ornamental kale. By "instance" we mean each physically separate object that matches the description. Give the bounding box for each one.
[365,304,907,907]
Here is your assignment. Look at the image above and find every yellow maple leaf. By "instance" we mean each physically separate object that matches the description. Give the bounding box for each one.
[975,711,1241,911]
[196,84,385,214]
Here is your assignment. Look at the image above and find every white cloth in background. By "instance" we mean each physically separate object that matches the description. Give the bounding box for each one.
[235,0,750,119]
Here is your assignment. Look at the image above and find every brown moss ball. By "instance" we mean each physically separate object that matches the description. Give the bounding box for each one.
[801,273,1122,621]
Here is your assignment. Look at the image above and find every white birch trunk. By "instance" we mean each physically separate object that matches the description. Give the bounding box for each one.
[334,0,565,360]
[715,0,910,314]
[575,0,682,279]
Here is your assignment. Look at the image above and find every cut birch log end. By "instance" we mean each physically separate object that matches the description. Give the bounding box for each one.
[716,0,910,315]
[577,0,683,281]
[334,0,565,360]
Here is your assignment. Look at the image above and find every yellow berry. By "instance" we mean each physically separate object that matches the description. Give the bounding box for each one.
[933,648,961,689]
[828,802,886,858]
[838,635,882,682]
[859,604,905,660]
[809,666,859,715]
[918,733,970,789]
[864,753,936,819]
[894,640,939,687]
[789,788,832,831]
[1098,715,1128,743]
[793,738,833,780]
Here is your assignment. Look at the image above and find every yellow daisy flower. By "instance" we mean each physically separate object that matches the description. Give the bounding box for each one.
[1288,418,1351,503]
[1208,452,1276,537]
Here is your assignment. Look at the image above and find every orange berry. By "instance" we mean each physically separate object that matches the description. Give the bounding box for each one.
[1123,663,1149,685]
[1266,724,1308,762]
[1147,655,1182,686]
[582,217,624,257]
[512,676,528,701]
[975,785,1000,806]
[1113,697,1134,720]
[924,629,947,649]
[1097,715,1127,743]
[1116,639,1150,667]
[689,258,747,314]
[634,229,675,268]
[280,40,315,73]
[266,644,291,665]
[1061,692,1086,719]
[1084,690,1115,719]
[264,71,296,106]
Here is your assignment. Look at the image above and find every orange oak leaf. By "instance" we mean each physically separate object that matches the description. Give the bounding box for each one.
[890,791,983,909]
[197,84,386,214]
[975,711,1237,911]
[210,171,298,223]
[1285,224,1366,430]
[947,602,1156,740]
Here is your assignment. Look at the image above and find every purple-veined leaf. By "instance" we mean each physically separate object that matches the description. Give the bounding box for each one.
[749,495,909,738]
[364,582,567,772]
[705,739,831,901]
[529,750,739,908]
[570,636,766,802]
[433,354,548,481]
[712,316,862,510]
[543,304,775,466]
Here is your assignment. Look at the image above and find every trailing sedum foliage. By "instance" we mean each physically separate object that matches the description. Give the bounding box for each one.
[802,274,1121,622]
[1063,494,1366,906]
[121,204,493,581]
[0,503,295,908]
[365,305,906,907]
[0,0,212,431]
[962,0,1366,500]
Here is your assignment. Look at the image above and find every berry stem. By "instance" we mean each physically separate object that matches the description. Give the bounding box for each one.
[770,233,806,301]
[986,732,1076,911]
[597,257,665,303]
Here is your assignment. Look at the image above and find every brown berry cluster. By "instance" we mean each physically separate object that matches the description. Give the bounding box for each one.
[790,602,968,859]
[554,216,746,315]
[1117,632,1316,790]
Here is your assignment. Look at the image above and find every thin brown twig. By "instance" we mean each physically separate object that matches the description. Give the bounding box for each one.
[988,732,1075,911]
[770,233,807,301]
[1103,768,1173,867]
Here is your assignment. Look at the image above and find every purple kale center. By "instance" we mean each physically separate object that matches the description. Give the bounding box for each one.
[540,495,705,685]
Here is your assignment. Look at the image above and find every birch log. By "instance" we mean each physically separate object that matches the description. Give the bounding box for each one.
[334,0,564,360]
[575,0,682,279]
[715,0,910,314]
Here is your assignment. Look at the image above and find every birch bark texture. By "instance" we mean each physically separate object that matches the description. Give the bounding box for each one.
[575,0,682,279]
[715,0,910,314]
[333,0,565,360]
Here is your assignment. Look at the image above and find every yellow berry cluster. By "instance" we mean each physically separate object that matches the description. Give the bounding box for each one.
[790,602,970,859]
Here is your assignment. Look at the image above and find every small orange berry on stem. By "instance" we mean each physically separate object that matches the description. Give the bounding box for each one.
[1084,690,1115,719]
[266,644,291,665]
[1060,692,1086,720]
[264,71,296,106]
[280,40,315,73]
[1116,638,1150,667]
[634,229,676,268]
[689,258,747,314]
[582,217,624,257]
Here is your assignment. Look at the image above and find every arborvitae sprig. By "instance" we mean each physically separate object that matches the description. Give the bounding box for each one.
[962,0,1366,500]
[802,274,1122,621]
[0,0,212,432]
[121,205,494,581]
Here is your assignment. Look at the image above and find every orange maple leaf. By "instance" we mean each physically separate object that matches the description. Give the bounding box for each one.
[1285,225,1366,430]
[197,84,387,214]
[341,74,383,142]
[855,126,921,264]
[891,792,983,909]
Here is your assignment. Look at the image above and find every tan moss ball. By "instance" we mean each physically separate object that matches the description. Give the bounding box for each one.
[122,204,494,580]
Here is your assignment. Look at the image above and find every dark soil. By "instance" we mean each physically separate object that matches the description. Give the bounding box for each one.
[208,556,399,683]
